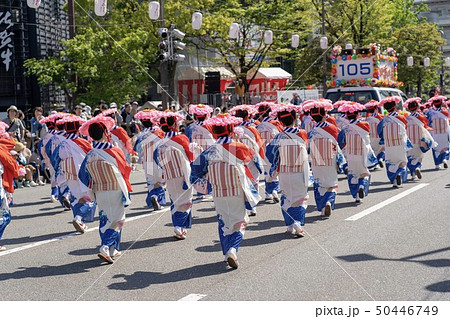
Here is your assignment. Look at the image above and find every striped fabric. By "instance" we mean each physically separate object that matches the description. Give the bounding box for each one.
[208,161,241,197]
[407,124,421,145]
[384,122,402,147]
[158,148,184,179]
[311,137,334,166]
[164,131,178,138]
[142,141,158,163]
[346,132,364,155]
[432,118,449,134]
[368,121,379,138]
[86,160,119,192]
[260,131,275,146]
[279,143,306,173]
[93,142,113,150]
[61,157,77,180]
[192,133,211,151]
[65,133,78,140]
[304,121,315,132]
[216,137,233,144]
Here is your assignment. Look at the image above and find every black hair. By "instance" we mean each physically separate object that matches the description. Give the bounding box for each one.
[56,123,65,131]
[160,116,176,133]
[366,107,376,114]
[212,124,233,138]
[93,109,102,117]
[310,107,326,123]
[235,109,249,120]
[45,122,55,129]
[258,105,271,119]
[384,101,396,112]
[88,122,106,141]
[407,101,419,111]
[141,119,153,128]
[277,110,296,127]
[194,114,207,122]
[347,111,358,120]
[65,121,81,133]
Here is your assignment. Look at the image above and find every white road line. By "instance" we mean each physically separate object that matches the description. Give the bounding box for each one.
[178,294,207,301]
[0,196,214,257]
[345,183,429,221]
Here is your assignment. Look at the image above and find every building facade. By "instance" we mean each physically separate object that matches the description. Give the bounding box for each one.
[0,0,68,115]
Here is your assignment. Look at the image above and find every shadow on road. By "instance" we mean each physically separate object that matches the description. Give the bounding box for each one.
[11,209,66,221]
[108,261,228,291]
[11,199,50,208]
[426,280,450,293]
[0,259,100,282]
[337,246,450,269]
[2,231,74,246]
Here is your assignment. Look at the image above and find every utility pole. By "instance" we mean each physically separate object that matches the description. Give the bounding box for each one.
[67,0,77,108]
[159,0,169,110]
[321,0,327,97]
[439,30,445,95]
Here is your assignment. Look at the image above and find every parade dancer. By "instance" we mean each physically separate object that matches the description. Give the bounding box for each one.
[187,104,215,198]
[333,101,350,131]
[51,115,96,233]
[229,105,264,216]
[0,132,19,251]
[337,102,377,203]
[79,116,132,263]
[266,103,310,236]
[300,102,316,134]
[153,111,193,239]
[365,100,385,168]
[44,113,72,209]
[377,96,412,187]
[404,97,436,179]
[255,102,283,203]
[303,99,346,216]
[187,104,215,159]
[190,113,261,268]
[101,109,134,163]
[133,110,166,210]
[427,96,449,169]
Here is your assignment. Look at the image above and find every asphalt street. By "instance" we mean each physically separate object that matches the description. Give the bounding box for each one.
[0,153,449,301]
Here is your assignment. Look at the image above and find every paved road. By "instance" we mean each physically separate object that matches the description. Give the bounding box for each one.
[1,154,449,301]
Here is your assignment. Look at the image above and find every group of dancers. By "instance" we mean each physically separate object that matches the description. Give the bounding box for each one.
[0,94,448,269]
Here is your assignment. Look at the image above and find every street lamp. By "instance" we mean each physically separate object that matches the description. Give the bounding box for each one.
[192,12,202,30]
[291,34,299,48]
[321,0,327,96]
[438,30,445,95]
[264,30,273,45]
[407,56,414,67]
[148,1,160,20]
[94,0,107,17]
[229,23,239,39]
[424,57,430,67]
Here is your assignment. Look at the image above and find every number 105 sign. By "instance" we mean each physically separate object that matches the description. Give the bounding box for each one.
[336,58,373,81]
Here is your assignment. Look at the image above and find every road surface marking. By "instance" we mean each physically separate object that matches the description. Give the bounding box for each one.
[345,183,429,221]
[178,294,207,301]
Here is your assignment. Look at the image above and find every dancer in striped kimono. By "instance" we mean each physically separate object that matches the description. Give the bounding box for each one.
[255,102,283,203]
[101,109,134,163]
[266,103,310,236]
[427,95,449,169]
[333,100,350,131]
[377,96,412,187]
[39,113,63,202]
[190,113,261,268]
[51,115,96,233]
[364,100,385,168]
[133,110,166,210]
[188,104,215,159]
[404,97,436,179]
[300,107,316,134]
[154,111,193,239]
[229,105,264,216]
[0,132,19,251]
[188,104,215,198]
[79,116,132,263]
[337,102,377,203]
[44,113,72,209]
[303,99,346,216]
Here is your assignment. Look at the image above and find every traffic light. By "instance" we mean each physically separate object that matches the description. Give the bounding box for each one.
[171,28,186,62]
[158,28,169,61]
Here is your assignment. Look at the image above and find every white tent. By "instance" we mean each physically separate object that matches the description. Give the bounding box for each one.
[247,67,292,80]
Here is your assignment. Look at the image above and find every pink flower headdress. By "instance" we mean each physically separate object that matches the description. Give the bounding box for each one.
[188,104,213,118]
[79,116,115,137]
[254,101,277,112]
[337,101,364,113]
[403,97,422,109]
[379,96,401,107]
[152,110,185,125]
[39,112,68,124]
[428,95,447,104]
[229,104,258,117]
[55,114,85,126]
[135,109,160,121]
[269,103,302,118]
[101,108,118,117]
[364,100,379,109]
[332,100,348,109]
[302,98,333,112]
[204,113,243,126]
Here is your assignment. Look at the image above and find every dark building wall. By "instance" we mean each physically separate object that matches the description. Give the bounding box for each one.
[0,0,68,116]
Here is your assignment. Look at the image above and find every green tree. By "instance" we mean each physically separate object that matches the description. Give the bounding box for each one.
[25,0,160,108]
